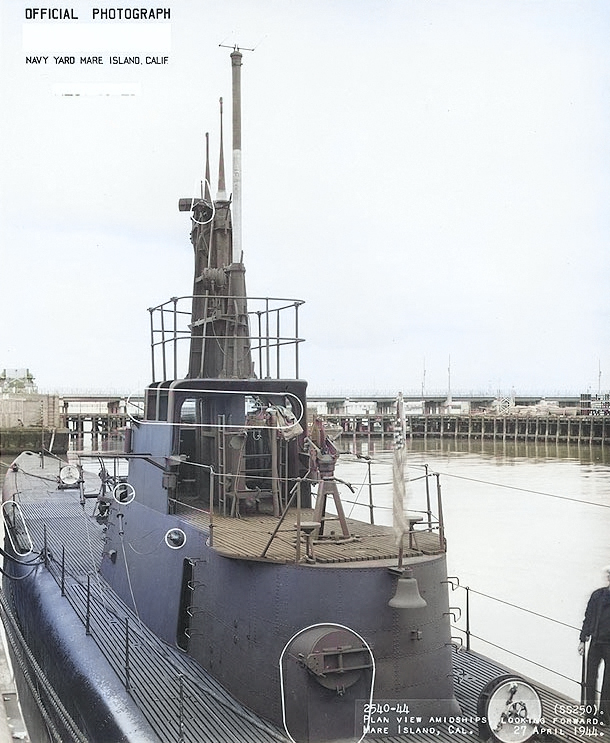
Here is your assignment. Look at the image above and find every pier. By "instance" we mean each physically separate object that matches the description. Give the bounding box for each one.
[0,393,144,454]
[2,391,610,453]
[61,412,131,450]
[309,392,610,450]
[61,398,608,451]
[58,395,143,450]
[320,412,610,450]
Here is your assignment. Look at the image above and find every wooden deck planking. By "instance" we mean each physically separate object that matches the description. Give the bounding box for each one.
[175,506,444,564]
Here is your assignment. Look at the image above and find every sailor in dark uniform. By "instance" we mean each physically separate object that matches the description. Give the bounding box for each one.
[579,566,610,723]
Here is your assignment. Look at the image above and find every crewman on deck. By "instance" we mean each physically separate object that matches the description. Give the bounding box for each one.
[579,565,610,724]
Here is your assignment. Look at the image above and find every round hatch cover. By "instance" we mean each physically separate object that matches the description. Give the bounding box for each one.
[478,675,543,743]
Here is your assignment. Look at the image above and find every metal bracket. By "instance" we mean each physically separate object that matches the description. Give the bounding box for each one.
[302,646,372,677]
[444,606,462,623]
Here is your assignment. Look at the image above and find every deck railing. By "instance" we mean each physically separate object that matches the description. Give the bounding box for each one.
[444,576,588,703]
[148,295,305,382]
[166,452,448,563]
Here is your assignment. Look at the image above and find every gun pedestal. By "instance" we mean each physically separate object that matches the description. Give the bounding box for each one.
[312,453,350,538]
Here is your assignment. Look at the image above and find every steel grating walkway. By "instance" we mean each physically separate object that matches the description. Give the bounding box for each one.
[18,492,287,743]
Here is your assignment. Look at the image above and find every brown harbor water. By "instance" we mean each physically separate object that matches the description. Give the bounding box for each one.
[2,438,609,702]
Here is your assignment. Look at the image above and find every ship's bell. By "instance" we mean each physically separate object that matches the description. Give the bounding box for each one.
[388,575,427,609]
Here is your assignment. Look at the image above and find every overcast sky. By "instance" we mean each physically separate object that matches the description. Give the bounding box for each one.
[1,0,608,397]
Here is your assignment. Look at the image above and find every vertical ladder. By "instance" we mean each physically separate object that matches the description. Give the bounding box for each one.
[217,414,227,515]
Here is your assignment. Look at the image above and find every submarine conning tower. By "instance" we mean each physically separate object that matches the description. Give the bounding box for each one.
[122,50,461,743]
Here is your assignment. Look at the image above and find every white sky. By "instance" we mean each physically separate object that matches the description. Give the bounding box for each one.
[0,0,608,397]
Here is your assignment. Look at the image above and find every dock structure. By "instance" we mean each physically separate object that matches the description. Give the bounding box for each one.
[58,394,144,450]
[307,393,610,449]
[61,412,129,449]
[3,392,610,452]
[319,413,610,450]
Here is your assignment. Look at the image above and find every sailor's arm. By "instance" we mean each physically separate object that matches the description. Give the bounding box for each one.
[578,590,600,653]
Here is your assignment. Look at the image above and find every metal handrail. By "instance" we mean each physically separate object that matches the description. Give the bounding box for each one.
[344,457,445,546]
[443,576,587,699]
[148,294,305,383]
